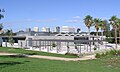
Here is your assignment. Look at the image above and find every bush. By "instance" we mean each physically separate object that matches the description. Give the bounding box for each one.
[52,43,56,48]
[93,47,97,50]
[105,37,112,43]
[95,53,101,58]
[65,53,79,57]
[95,49,120,58]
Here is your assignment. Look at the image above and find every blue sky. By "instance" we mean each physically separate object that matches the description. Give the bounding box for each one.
[0,0,120,32]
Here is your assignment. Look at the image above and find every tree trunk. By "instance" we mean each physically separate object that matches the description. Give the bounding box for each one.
[67,42,69,53]
[88,28,90,40]
[101,29,104,45]
[115,28,117,49]
[96,30,99,49]
[119,30,120,44]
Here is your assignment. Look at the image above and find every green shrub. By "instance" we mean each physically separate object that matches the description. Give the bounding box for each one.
[109,49,117,55]
[105,37,112,43]
[95,53,101,58]
[101,53,106,57]
[52,43,56,47]
[95,49,120,58]
[65,53,79,57]
[93,47,97,50]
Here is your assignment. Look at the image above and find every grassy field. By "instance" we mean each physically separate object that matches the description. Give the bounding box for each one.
[0,47,78,58]
[0,55,120,72]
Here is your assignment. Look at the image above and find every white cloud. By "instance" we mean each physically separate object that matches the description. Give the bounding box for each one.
[65,20,81,23]
[73,16,80,19]
[34,19,55,22]
[3,19,56,24]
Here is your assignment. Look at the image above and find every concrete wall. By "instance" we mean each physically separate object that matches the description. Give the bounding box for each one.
[26,36,74,40]
[2,42,19,48]
[18,40,26,48]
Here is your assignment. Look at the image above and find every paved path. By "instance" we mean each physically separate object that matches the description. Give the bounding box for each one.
[0,52,96,61]
[29,55,96,61]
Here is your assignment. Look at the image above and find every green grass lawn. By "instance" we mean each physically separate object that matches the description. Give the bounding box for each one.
[0,55,120,72]
[0,47,78,58]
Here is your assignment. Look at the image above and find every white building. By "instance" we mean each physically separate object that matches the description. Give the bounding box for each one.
[61,26,75,33]
[33,27,39,32]
[42,27,50,32]
[54,26,60,33]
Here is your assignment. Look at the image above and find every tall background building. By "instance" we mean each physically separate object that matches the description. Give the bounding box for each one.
[26,28,31,32]
[33,27,39,32]
[54,26,60,33]
[61,26,75,33]
[42,27,50,32]
[77,28,81,33]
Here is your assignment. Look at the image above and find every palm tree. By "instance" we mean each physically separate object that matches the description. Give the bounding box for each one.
[116,19,120,44]
[94,18,100,48]
[109,16,118,48]
[0,9,4,20]
[99,20,107,44]
[8,30,14,46]
[83,15,93,41]
[0,9,4,47]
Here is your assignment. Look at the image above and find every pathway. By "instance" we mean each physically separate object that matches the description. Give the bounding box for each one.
[0,52,96,61]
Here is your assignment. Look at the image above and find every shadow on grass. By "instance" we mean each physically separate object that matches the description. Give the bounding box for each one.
[0,55,31,68]
[24,53,37,55]
[0,61,24,68]
[0,54,28,58]
[0,61,23,65]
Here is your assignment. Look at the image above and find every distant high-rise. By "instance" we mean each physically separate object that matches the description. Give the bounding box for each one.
[42,27,50,32]
[77,28,81,33]
[61,26,75,33]
[54,26,60,33]
[26,28,31,32]
[33,27,39,32]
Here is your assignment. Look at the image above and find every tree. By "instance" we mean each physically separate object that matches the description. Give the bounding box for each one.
[0,9,4,20]
[116,19,120,44]
[9,37,14,46]
[94,18,100,40]
[99,20,107,44]
[0,9,4,32]
[109,16,118,48]
[94,18,101,48]
[0,9,5,47]
[83,15,93,41]
[5,29,15,46]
